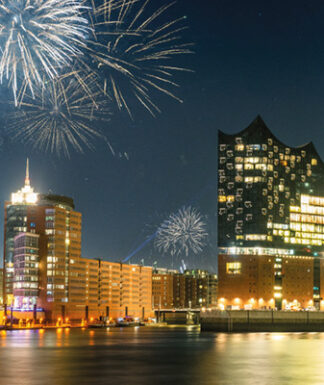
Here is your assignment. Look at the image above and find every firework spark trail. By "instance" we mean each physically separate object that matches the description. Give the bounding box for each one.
[6,69,111,156]
[155,206,208,257]
[87,0,193,118]
[0,0,89,105]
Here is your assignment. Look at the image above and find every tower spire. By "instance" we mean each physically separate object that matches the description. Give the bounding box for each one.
[25,158,30,186]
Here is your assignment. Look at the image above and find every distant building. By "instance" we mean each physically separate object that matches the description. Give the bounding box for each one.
[152,268,175,309]
[185,270,218,308]
[173,273,186,308]
[0,269,3,304]
[152,268,218,310]
[218,116,324,310]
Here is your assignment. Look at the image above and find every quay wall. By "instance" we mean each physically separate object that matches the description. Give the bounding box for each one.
[201,310,324,332]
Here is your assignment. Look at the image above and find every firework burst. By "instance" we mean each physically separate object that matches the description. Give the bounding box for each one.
[6,69,111,156]
[155,206,208,257]
[0,0,89,105]
[87,0,193,117]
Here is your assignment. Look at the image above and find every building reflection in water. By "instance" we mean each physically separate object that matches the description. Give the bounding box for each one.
[0,329,323,384]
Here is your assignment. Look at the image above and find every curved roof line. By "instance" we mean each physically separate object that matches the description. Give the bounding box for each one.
[219,115,324,167]
[219,115,324,156]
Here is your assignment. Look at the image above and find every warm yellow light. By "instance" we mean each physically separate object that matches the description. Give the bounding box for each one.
[234,298,240,304]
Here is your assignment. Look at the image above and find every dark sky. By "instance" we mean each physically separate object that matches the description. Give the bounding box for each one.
[1,0,324,272]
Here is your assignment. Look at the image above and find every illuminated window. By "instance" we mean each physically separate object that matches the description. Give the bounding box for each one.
[311,158,318,166]
[226,262,242,275]
[244,164,254,170]
[245,234,267,241]
[235,145,244,151]
[255,164,267,171]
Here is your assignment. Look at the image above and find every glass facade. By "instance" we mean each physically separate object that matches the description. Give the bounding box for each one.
[218,115,324,254]
[218,116,324,309]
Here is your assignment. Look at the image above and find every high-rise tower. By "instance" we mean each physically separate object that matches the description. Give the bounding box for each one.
[3,160,82,311]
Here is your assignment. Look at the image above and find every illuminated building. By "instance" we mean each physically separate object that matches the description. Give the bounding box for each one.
[4,160,153,321]
[4,159,39,303]
[4,160,81,310]
[218,116,324,309]
[61,259,152,320]
[13,233,40,309]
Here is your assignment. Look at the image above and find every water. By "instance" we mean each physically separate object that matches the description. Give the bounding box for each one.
[0,327,324,385]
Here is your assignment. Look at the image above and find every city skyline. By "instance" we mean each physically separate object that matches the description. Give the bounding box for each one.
[2,1,324,272]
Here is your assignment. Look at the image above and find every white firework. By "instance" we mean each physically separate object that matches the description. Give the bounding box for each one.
[87,0,193,117]
[7,69,111,157]
[0,0,89,105]
[155,206,208,257]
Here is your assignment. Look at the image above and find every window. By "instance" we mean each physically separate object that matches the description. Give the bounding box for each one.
[219,144,226,151]
[226,262,242,275]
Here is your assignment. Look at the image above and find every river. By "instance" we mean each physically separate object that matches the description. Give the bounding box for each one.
[0,327,323,385]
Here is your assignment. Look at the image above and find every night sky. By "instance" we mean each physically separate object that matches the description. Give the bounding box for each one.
[1,0,324,272]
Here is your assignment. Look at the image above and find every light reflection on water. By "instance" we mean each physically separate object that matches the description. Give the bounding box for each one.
[1,328,324,384]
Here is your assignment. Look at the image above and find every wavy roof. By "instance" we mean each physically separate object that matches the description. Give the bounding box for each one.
[219,115,324,167]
